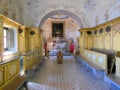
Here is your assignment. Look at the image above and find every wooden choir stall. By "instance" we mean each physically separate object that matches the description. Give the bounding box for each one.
[76,17,120,90]
[0,14,43,90]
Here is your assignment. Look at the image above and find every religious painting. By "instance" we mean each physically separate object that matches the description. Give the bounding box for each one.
[52,22,64,37]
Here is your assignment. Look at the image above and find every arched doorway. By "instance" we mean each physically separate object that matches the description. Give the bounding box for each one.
[40,10,82,55]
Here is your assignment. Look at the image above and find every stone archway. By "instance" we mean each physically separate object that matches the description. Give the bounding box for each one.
[39,10,83,28]
[40,10,82,53]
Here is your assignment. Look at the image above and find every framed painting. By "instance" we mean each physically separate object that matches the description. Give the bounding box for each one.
[51,22,65,38]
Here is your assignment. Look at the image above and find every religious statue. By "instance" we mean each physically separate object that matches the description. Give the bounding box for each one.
[56,37,60,43]
[43,38,49,58]
[70,40,74,53]
[95,16,98,25]
[104,9,109,21]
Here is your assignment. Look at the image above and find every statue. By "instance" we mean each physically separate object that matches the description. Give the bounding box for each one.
[104,9,109,21]
[56,37,60,43]
[70,40,74,53]
[95,16,98,25]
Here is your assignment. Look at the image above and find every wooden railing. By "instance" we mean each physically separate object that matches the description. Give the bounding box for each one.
[83,49,107,71]
[21,50,42,71]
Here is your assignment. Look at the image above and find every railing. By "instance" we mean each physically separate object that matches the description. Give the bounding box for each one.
[83,49,107,71]
[20,50,41,71]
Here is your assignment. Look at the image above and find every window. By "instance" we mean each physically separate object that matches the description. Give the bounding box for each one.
[4,27,14,50]
[3,27,18,55]
[4,29,7,49]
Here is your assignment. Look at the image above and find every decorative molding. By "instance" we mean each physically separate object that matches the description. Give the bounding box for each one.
[18,29,23,33]
[30,31,35,35]
[99,28,103,33]
[106,26,111,32]
[87,31,92,35]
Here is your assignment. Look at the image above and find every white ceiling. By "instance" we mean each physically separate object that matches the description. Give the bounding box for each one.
[0,0,120,29]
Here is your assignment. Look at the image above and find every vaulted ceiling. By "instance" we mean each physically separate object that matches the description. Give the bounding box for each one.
[0,0,120,29]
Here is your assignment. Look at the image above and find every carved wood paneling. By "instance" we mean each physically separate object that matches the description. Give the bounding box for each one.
[105,33,111,50]
[0,67,4,86]
[98,35,103,49]
[87,36,92,49]
[0,19,3,61]
[113,31,120,51]
[7,60,19,80]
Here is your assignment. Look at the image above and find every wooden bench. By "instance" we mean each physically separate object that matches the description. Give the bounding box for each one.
[26,65,39,79]
[104,74,120,90]
[3,75,28,90]
[26,60,43,79]
[76,55,105,80]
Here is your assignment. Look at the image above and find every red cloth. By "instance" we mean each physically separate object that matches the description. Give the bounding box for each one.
[44,44,46,49]
[70,43,74,53]
[44,41,47,49]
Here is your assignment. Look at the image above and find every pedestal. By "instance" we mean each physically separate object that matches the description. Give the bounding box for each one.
[57,51,63,64]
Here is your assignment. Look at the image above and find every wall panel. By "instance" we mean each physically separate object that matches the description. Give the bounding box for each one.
[98,35,103,49]
[113,31,120,51]
[0,19,3,61]
[105,33,111,50]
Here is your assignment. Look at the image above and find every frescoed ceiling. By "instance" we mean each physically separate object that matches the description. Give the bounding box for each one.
[0,0,120,29]
[39,10,83,28]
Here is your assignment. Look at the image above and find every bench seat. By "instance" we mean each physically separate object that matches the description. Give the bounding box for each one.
[26,60,44,79]
[104,74,120,90]
[76,55,105,80]
[3,75,27,90]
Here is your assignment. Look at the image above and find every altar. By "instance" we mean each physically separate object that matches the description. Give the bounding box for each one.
[47,37,71,56]
[47,37,67,51]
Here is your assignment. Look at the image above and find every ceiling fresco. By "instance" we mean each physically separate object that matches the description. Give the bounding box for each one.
[0,0,120,28]
[39,10,83,28]
[83,0,96,12]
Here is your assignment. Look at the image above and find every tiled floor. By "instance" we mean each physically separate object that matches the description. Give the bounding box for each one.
[28,56,110,90]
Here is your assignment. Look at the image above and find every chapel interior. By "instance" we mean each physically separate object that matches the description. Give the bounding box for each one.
[0,0,120,90]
